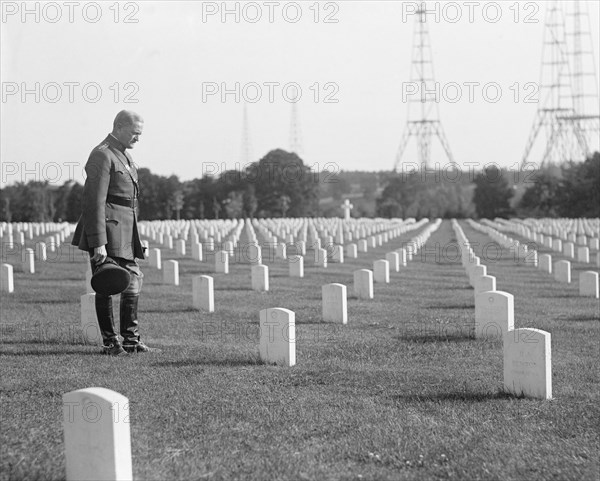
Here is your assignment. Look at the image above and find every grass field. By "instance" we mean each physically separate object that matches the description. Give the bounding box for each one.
[1,219,599,481]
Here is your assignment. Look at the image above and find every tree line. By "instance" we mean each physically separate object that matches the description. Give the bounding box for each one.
[1,150,598,222]
[0,149,319,222]
[376,152,599,220]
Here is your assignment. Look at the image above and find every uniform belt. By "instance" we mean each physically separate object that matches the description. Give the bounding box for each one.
[107,194,138,209]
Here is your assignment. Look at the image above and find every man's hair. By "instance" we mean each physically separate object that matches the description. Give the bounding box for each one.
[113,110,143,129]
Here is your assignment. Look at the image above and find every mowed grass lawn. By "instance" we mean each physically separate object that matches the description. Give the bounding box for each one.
[1,219,599,481]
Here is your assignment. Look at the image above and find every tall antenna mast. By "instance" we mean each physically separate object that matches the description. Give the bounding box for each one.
[289,87,304,155]
[393,2,454,171]
[521,0,599,168]
[240,102,253,164]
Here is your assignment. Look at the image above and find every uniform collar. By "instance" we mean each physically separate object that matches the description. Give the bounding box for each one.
[107,133,128,153]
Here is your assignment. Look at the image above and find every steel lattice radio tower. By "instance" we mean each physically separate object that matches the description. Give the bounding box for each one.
[240,102,253,164]
[393,3,454,171]
[289,92,304,156]
[521,0,599,168]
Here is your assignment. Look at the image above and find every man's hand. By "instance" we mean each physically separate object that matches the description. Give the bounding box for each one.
[91,245,108,265]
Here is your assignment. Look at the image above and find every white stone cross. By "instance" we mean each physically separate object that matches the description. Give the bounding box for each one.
[341,199,354,221]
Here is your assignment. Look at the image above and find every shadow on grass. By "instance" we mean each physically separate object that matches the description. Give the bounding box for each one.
[425,304,473,310]
[296,319,336,325]
[564,315,600,322]
[0,348,93,356]
[27,299,73,304]
[390,390,515,403]
[152,357,264,368]
[395,334,474,343]
[1,339,84,346]
[214,286,252,291]
[143,307,199,314]
[538,294,578,299]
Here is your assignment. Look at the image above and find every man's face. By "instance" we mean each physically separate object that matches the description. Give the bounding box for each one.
[115,121,143,149]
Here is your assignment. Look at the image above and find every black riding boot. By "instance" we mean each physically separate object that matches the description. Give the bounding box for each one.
[95,294,118,345]
[120,293,140,345]
[95,294,126,355]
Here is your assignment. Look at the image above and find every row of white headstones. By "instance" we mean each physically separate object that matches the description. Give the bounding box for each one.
[458,216,600,403]
[513,217,598,241]
[0,222,73,292]
[8,216,596,480]
[80,217,438,349]
[473,218,600,297]
[452,220,553,402]
[66,217,444,481]
[488,217,600,267]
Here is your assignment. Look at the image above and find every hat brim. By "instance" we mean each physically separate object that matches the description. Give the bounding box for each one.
[91,263,131,296]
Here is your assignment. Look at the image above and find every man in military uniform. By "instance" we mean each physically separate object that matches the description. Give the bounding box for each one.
[72,110,153,356]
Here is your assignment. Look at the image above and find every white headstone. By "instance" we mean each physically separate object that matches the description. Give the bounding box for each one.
[192,242,203,261]
[223,240,234,256]
[469,264,487,286]
[553,260,571,283]
[175,239,186,256]
[474,290,514,339]
[385,252,400,272]
[63,387,133,481]
[330,245,344,263]
[552,238,562,252]
[579,271,599,298]
[314,247,327,268]
[503,328,552,400]
[353,269,374,299]
[149,248,162,270]
[85,268,94,294]
[398,248,407,266]
[322,283,347,324]
[563,242,575,259]
[539,254,552,273]
[345,243,358,259]
[474,275,496,295]
[35,242,47,261]
[80,293,101,345]
[163,260,179,285]
[524,250,538,267]
[358,239,368,253]
[373,260,390,283]
[215,250,229,274]
[1,263,14,293]
[23,248,35,274]
[276,243,287,260]
[259,308,295,366]
[577,246,590,263]
[288,255,304,278]
[246,243,262,265]
[193,275,214,311]
[252,264,269,292]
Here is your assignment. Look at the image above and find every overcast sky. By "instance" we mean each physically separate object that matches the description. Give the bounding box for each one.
[1,0,599,186]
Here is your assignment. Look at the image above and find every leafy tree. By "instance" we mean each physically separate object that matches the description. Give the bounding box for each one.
[249,149,318,217]
[243,185,258,218]
[558,153,600,217]
[65,183,84,222]
[328,173,352,200]
[224,191,244,218]
[472,166,514,218]
[518,171,561,217]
